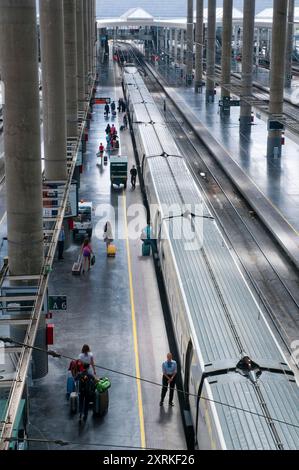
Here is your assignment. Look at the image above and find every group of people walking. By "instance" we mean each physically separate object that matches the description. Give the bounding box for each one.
[69,344,97,422]
[104,123,119,152]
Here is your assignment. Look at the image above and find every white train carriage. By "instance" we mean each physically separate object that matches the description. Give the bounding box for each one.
[123,66,299,449]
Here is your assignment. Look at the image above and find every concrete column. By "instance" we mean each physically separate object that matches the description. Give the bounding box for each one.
[285,0,295,88]
[0,0,43,275]
[89,0,93,76]
[159,28,164,53]
[221,0,233,113]
[267,0,288,158]
[64,0,78,137]
[206,0,216,101]
[169,28,173,60]
[233,24,238,57]
[267,28,271,61]
[83,0,90,95]
[164,28,168,53]
[76,0,85,112]
[94,0,97,74]
[39,0,67,180]
[240,0,255,132]
[180,29,185,64]
[186,0,194,83]
[255,28,260,68]
[195,0,204,93]
[174,29,178,63]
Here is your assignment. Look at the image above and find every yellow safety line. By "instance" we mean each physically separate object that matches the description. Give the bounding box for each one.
[122,194,146,448]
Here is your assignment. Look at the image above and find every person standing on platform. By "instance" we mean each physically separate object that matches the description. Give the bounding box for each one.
[78,344,96,376]
[104,102,110,117]
[118,98,123,112]
[160,353,177,406]
[76,362,96,422]
[123,113,128,129]
[121,100,126,113]
[130,165,137,189]
[110,124,117,136]
[58,226,65,260]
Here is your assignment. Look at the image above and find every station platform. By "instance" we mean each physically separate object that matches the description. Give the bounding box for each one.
[149,62,299,269]
[27,55,186,450]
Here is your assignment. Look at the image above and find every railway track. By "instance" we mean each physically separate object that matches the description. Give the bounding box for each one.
[214,64,299,135]
[118,43,299,366]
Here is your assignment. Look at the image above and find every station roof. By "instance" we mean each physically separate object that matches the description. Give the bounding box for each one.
[256,7,299,25]
[98,6,299,30]
[97,7,244,29]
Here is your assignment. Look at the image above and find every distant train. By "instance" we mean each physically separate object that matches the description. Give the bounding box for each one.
[123,65,299,450]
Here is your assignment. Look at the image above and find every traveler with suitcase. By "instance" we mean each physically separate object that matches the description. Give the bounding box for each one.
[111,101,116,116]
[81,238,94,274]
[103,221,117,257]
[76,363,97,422]
[104,103,110,117]
[78,344,96,376]
[103,221,113,248]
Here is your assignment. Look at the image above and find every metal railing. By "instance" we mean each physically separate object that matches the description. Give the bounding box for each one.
[0,76,96,450]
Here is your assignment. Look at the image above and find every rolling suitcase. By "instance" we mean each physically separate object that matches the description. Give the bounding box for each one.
[72,254,82,275]
[142,243,151,256]
[93,389,109,417]
[70,391,78,414]
[66,375,76,398]
[107,244,117,257]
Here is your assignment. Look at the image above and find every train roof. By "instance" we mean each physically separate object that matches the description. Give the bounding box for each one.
[210,371,299,450]
[124,67,299,449]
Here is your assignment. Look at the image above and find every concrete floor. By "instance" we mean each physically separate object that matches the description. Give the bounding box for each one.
[27,54,186,451]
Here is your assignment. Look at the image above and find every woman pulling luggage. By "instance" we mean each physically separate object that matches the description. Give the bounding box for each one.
[81,238,94,273]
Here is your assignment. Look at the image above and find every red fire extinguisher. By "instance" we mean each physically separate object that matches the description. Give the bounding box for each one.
[46,324,54,345]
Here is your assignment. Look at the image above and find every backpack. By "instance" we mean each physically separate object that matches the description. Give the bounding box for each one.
[78,372,95,395]
[95,377,111,393]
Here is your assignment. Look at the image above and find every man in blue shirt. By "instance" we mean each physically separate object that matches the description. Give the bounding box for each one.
[160,353,177,407]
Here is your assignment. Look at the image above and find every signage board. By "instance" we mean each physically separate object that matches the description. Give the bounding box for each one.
[95,97,111,105]
[43,180,78,219]
[268,120,284,131]
[48,295,67,311]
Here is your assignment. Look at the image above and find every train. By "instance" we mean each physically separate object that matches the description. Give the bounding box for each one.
[123,65,299,450]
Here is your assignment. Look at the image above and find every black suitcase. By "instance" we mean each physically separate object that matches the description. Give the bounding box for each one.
[70,391,78,414]
[93,390,109,417]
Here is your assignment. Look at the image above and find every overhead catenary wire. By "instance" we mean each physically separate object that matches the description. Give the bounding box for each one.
[1,336,299,432]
